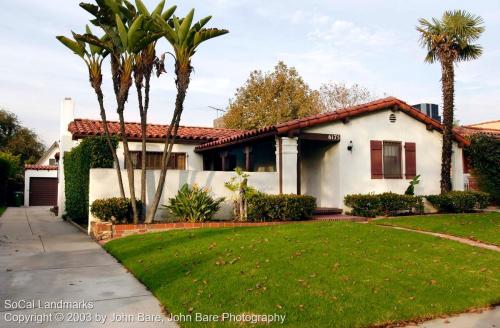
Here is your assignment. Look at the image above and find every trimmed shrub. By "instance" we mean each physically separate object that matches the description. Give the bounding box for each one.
[64,136,117,224]
[344,192,421,218]
[247,192,317,221]
[426,191,490,213]
[343,194,381,218]
[90,197,142,224]
[164,184,225,222]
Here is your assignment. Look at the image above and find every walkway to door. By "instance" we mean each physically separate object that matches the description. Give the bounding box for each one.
[0,207,176,327]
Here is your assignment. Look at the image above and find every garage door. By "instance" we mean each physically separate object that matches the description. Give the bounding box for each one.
[29,178,58,206]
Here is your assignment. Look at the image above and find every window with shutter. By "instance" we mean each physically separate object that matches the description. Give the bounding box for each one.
[370,140,383,179]
[404,142,416,179]
[383,141,402,179]
[126,152,186,170]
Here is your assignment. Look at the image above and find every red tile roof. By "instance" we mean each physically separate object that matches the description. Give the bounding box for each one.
[454,126,500,138]
[68,119,244,142]
[25,164,58,171]
[465,119,500,128]
[196,97,469,151]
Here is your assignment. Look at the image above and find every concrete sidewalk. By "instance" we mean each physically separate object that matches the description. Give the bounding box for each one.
[0,207,176,327]
[407,306,499,327]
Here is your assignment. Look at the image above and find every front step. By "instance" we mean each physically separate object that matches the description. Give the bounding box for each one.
[314,207,343,215]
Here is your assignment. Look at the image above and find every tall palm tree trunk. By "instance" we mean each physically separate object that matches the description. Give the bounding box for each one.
[117,105,140,224]
[440,57,455,193]
[94,87,126,198]
[135,79,147,216]
[145,65,191,223]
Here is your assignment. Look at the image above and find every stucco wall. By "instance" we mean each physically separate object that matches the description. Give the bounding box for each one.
[24,169,58,207]
[88,169,279,229]
[302,108,464,209]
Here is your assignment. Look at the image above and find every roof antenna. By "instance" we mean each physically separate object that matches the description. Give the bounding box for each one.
[208,106,226,118]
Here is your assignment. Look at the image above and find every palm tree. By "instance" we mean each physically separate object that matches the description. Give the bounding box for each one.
[56,28,126,198]
[144,10,228,223]
[78,0,164,223]
[133,0,176,212]
[417,10,484,193]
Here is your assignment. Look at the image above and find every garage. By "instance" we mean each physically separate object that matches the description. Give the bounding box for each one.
[24,164,59,207]
[29,177,58,206]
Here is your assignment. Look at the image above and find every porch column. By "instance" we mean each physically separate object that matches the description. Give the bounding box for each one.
[276,137,298,194]
[220,151,228,171]
[244,146,252,172]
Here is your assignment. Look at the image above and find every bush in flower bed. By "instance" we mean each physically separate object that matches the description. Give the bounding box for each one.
[90,197,143,224]
[164,184,225,223]
[344,192,421,218]
[426,191,489,213]
[247,192,316,221]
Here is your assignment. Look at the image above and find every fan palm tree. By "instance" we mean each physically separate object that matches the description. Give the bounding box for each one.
[417,10,484,193]
[144,9,228,223]
[56,28,126,198]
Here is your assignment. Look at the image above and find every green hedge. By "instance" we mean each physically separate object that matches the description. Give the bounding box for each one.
[426,191,490,213]
[0,152,20,206]
[466,134,500,203]
[344,192,421,218]
[247,192,316,221]
[90,197,142,224]
[64,136,117,224]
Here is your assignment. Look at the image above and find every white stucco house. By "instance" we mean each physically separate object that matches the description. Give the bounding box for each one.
[24,141,59,206]
[56,97,468,222]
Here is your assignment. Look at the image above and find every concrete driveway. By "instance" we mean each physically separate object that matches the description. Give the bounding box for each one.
[0,207,177,327]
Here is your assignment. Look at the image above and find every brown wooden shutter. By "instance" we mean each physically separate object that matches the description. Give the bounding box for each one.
[405,142,416,179]
[462,151,470,174]
[370,140,383,179]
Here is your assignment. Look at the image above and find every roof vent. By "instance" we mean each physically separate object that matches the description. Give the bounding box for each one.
[389,113,397,123]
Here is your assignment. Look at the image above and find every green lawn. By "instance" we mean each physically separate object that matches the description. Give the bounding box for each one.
[374,212,500,246]
[104,222,500,328]
[0,207,5,217]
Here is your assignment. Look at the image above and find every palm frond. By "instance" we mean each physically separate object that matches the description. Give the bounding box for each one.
[416,10,484,64]
[457,44,483,62]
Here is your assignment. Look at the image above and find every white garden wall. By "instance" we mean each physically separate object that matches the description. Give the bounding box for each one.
[88,169,279,229]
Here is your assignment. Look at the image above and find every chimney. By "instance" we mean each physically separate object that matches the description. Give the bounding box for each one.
[57,97,75,218]
[60,97,74,137]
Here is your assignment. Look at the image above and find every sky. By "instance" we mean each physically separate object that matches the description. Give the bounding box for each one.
[0,0,499,146]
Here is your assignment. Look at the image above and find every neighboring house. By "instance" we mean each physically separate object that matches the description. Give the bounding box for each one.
[56,97,468,224]
[412,103,441,122]
[24,141,59,206]
[454,121,500,190]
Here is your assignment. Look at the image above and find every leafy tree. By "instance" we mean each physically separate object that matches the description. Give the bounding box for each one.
[222,62,322,130]
[319,82,373,112]
[417,10,484,193]
[466,134,500,203]
[0,109,20,145]
[146,8,229,223]
[0,109,44,164]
